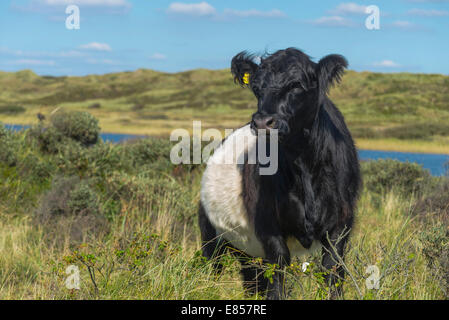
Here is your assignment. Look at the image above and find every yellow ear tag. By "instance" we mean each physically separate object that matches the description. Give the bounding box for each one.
[243,72,250,85]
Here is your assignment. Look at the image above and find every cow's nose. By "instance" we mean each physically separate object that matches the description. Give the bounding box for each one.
[252,115,275,131]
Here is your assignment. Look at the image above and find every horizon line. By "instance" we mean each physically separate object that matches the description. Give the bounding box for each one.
[1,67,449,78]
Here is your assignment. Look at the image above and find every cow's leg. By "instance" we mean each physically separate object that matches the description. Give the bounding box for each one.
[321,228,349,299]
[198,202,226,272]
[258,233,291,300]
[239,259,269,297]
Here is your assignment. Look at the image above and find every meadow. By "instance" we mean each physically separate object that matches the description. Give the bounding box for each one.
[0,111,448,300]
[1,68,449,154]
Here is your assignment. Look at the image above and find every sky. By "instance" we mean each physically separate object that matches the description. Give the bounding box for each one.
[0,0,448,76]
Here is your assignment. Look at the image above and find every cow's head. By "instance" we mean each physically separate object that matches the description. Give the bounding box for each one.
[231,48,347,137]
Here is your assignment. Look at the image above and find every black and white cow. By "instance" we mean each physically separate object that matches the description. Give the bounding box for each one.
[198,48,361,300]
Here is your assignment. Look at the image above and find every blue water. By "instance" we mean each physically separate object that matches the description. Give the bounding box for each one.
[100,132,146,143]
[4,124,449,176]
[359,150,448,176]
[4,124,29,131]
[3,124,145,143]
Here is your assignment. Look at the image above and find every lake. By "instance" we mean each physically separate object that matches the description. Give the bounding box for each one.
[4,124,449,176]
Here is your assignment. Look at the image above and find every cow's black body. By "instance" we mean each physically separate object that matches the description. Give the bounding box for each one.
[199,48,361,300]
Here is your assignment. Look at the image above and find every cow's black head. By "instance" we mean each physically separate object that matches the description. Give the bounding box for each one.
[231,48,347,137]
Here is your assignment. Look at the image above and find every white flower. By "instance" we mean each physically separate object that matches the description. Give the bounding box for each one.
[302,262,310,272]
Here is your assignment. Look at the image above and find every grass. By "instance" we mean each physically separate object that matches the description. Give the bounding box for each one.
[0,175,446,299]
[1,69,449,154]
[0,117,447,300]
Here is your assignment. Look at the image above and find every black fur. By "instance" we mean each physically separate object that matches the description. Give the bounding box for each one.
[199,48,361,300]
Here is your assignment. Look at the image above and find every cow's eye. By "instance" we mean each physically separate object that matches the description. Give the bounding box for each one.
[281,82,304,96]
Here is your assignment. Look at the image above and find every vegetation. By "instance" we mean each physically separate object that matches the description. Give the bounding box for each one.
[0,112,447,299]
[0,69,449,153]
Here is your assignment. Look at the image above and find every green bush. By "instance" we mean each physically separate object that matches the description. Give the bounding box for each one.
[361,159,433,196]
[350,127,378,139]
[68,181,100,216]
[131,103,145,111]
[34,176,107,244]
[51,111,100,146]
[56,141,127,178]
[88,103,101,109]
[17,152,53,185]
[27,111,101,154]
[0,105,26,114]
[35,176,81,218]
[27,124,72,154]
[0,123,18,166]
[121,137,174,172]
[104,172,196,222]
[419,224,449,297]
[34,176,102,218]
[383,123,449,140]
[413,179,449,224]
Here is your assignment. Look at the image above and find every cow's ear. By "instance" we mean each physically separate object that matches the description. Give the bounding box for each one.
[231,51,259,86]
[317,54,348,94]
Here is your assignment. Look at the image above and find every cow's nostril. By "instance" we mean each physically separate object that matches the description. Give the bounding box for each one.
[252,114,276,131]
[265,118,275,128]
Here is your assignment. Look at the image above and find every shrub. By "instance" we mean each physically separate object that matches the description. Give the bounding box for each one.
[131,104,145,111]
[105,172,196,223]
[350,127,379,139]
[27,124,72,154]
[413,179,449,224]
[68,181,100,216]
[35,176,80,217]
[383,123,449,140]
[88,103,101,109]
[419,224,449,297]
[121,137,173,171]
[361,159,433,196]
[0,123,18,166]
[34,176,108,244]
[56,141,127,178]
[27,111,101,154]
[0,105,26,114]
[51,111,100,146]
[17,152,53,185]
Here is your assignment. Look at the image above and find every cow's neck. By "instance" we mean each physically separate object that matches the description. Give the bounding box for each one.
[281,124,315,164]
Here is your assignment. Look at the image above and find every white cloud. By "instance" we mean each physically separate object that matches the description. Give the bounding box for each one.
[0,47,24,56]
[149,53,167,60]
[407,9,449,17]
[167,2,216,16]
[392,20,413,28]
[373,60,401,68]
[79,42,112,51]
[330,3,367,15]
[0,47,87,58]
[389,20,427,31]
[167,2,286,19]
[309,16,355,27]
[223,9,285,18]
[12,0,131,15]
[9,59,56,66]
[42,0,130,7]
[57,50,87,57]
[406,0,449,3]
[86,58,119,65]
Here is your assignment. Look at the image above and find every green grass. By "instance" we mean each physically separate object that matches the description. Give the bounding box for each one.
[0,118,447,300]
[1,69,449,153]
[0,167,446,300]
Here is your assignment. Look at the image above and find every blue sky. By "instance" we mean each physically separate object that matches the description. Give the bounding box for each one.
[1,0,448,76]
